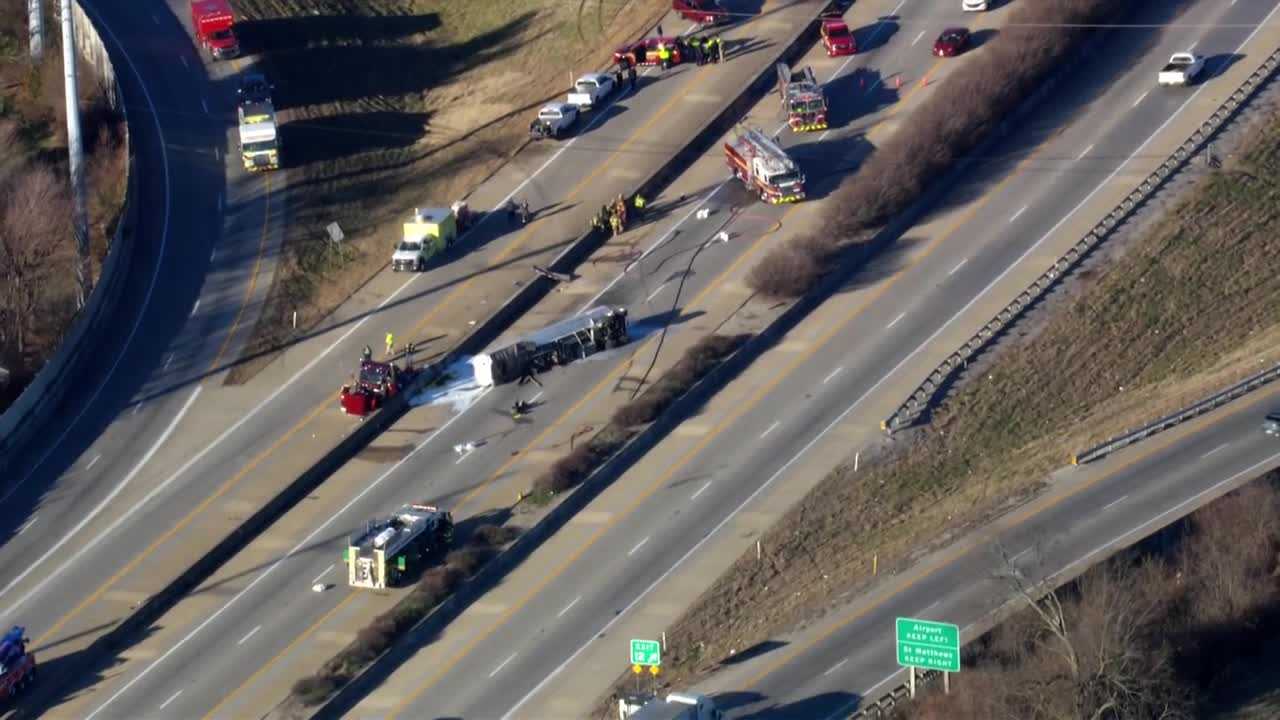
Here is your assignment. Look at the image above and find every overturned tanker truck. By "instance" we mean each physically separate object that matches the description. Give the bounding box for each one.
[471,306,629,386]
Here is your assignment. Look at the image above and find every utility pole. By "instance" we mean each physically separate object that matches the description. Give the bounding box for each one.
[28,0,43,61]
[60,0,91,308]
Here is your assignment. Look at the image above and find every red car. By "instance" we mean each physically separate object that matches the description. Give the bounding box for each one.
[933,27,971,57]
[821,18,856,56]
[673,0,727,25]
[613,36,686,67]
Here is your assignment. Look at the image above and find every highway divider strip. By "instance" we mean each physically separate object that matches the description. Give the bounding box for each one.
[0,12,135,478]
[17,1,843,714]
[881,44,1280,437]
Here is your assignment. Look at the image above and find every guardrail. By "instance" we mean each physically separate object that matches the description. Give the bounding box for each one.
[0,3,134,478]
[1072,359,1280,465]
[880,44,1280,435]
[846,669,940,719]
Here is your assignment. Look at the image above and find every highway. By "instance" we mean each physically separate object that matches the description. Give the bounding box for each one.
[280,0,1280,717]
[1,1,846,711]
[715,382,1280,719]
[37,0,988,716]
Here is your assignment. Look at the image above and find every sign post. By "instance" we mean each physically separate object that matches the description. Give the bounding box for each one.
[896,617,960,697]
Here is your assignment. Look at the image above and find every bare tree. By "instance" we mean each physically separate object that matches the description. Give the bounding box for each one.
[0,165,72,355]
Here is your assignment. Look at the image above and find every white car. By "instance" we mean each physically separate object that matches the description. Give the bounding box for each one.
[1158,52,1206,86]
[962,0,988,10]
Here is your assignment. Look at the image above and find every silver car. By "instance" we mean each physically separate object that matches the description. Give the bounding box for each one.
[1264,412,1280,436]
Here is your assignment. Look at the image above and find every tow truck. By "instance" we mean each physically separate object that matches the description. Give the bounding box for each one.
[0,626,35,702]
[339,357,414,417]
[673,0,727,26]
[777,63,828,132]
[619,692,722,720]
[346,504,454,589]
[724,126,805,204]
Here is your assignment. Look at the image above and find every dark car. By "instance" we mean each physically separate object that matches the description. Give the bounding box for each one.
[933,27,971,57]
[1264,412,1280,436]
[237,72,273,106]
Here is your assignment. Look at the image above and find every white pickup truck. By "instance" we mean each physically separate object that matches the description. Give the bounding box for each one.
[567,72,616,110]
[1158,52,1205,86]
[529,102,579,139]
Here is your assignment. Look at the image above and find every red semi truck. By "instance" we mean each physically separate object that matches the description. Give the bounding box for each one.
[191,0,240,60]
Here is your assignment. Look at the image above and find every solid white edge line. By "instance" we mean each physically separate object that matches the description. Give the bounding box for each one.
[82,387,491,719]
[1,386,202,621]
[501,8,1280,712]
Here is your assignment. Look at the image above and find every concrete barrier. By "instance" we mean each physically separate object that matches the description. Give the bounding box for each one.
[0,2,134,479]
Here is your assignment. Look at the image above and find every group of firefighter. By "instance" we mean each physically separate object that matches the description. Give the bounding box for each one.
[617,32,725,72]
[592,192,647,236]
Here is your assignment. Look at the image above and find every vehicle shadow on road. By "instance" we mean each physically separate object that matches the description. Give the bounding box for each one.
[736,691,861,719]
[855,16,899,54]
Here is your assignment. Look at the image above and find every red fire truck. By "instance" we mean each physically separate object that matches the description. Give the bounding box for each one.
[777,63,828,132]
[724,127,805,204]
[191,0,239,60]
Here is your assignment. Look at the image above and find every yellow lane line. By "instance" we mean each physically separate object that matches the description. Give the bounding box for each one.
[34,396,332,647]
[207,173,272,374]
[738,386,1264,689]
[205,50,941,715]
[199,592,360,720]
[384,103,1054,717]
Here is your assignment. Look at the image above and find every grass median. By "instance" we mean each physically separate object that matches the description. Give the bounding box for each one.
[224,0,667,384]
[617,65,1280,705]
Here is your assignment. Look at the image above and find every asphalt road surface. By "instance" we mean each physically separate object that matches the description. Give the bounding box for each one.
[294,0,1280,717]
[48,0,990,717]
[0,0,821,701]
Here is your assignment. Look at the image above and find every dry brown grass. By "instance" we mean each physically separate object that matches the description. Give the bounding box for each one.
[0,0,127,409]
[636,78,1280,701]
[747,0,1114,298]
[225,0,669,383]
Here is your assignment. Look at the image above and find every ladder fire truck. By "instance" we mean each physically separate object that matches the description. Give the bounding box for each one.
[724,126,805,204]
[346,504,454,589]
[777,63,828,132]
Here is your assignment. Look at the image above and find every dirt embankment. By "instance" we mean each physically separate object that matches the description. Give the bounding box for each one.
[0,0,128,411]
[225,0,668,384]
[636,68,1280,700]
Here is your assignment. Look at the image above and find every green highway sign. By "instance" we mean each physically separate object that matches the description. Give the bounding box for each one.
[630,638,662,667]
[896,617,960,673]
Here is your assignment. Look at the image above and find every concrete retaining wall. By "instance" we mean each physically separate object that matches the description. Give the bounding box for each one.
[0,2,133,478]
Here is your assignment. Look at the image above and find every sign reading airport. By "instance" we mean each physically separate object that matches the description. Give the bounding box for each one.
[895,617,960,673]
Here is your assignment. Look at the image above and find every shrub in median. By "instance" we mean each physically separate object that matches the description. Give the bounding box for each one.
[473,523,521,546]
[747,0,1114,299]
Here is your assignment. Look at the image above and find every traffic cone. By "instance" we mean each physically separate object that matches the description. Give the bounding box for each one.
[894,75,902,90]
